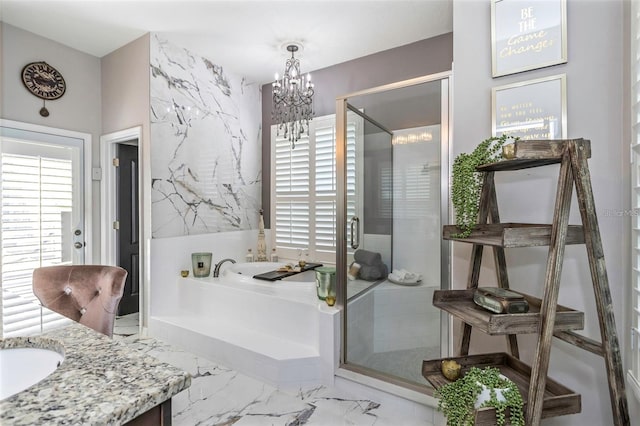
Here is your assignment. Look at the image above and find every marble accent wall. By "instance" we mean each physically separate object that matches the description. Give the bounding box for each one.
[150,34,262,238]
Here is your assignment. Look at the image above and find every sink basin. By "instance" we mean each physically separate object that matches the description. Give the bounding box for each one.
[0,338,64,400]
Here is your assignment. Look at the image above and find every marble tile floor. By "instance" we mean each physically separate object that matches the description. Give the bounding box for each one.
[113,316,433,426]
[113,312,140,339]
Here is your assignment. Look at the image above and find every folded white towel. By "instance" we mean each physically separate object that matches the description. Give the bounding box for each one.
[389,269,422,283]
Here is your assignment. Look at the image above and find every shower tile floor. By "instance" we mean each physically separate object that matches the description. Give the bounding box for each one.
[358,346,441,386]
[113,314,434,426]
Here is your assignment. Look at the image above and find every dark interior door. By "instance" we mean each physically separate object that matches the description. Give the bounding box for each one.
[117,143,139,315]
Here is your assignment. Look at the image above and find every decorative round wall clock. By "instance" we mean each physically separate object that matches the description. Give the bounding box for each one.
[21,61,66,117]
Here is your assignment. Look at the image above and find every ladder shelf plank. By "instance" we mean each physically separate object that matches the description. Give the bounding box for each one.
[479,139,591,172]
[443,223,585,247]
[422,352,581,422]
[433,290,584,335]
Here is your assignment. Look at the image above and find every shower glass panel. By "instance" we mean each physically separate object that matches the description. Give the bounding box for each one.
[338,76,449,391]
[345,108,392,300]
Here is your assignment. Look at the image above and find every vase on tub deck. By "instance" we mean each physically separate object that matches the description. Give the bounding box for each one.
[191,252,213,277]
[315,266,336,306]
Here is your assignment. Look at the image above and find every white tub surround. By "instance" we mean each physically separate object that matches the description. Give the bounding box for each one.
[150,34,262,238]
[150,235,338,389]
[149,274,337,389]
[150,230,269,316]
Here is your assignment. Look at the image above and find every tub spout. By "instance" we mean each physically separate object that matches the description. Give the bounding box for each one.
[213,258,236,277]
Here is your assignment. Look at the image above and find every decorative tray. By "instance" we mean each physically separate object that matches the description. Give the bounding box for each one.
[253,263,323,281]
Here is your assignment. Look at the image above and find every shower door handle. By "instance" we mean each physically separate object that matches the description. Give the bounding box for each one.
[350,216,360,249]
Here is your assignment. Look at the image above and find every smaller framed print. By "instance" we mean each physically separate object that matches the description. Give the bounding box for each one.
[492,74,566,139]
[492,0,567,77]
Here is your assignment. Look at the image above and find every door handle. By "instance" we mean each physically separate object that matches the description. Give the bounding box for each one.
[350,216,360,250]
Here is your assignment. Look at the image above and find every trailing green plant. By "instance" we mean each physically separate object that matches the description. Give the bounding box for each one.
[451,134,518,238]
[435,366,524,426]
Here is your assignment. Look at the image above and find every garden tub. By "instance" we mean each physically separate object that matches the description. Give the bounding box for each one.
[148,262,337,388]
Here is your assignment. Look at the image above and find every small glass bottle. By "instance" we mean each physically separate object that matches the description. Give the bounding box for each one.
[270,248,278,262]
[298,248,308,268]
[245,248,254,262]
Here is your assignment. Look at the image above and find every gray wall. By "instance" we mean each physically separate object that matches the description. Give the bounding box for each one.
[1,23,102,263]
[101,33,151,325]
[261,33,453,227]
[102,34,150,136]
[453,1,632,424]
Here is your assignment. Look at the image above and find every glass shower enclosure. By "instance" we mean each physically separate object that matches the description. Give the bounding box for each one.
[336,74,451,393]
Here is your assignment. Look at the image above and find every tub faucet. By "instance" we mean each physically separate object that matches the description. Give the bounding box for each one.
[213,258,236,277]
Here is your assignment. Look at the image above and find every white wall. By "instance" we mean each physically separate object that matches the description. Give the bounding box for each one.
[1,23,102,262]
[150,229,261,317]
[392,125,441,284]
[453,0,631,424]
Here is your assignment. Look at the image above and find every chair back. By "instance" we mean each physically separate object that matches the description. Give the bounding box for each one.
[33,265,127,337]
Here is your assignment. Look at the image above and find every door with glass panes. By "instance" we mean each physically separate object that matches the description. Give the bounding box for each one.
[1,122,87,337]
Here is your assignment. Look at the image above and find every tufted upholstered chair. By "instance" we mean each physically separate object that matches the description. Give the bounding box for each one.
[32,265,128,338]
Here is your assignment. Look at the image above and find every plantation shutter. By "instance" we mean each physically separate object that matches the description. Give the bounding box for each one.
[2,151,73,337]
[274,131,310,249]
[346,122,358,243]
[315,123,337,251]
[630,0,640,397]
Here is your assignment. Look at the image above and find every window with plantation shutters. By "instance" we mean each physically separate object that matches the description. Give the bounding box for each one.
[271,114,360,262]
[2,150,74,337]
[314,123,337,251]
[274,133,310,249]
[630,0,640,400]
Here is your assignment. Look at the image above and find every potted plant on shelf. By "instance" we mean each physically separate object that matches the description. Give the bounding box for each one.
[435,366,525,426]
[451,134,518,238]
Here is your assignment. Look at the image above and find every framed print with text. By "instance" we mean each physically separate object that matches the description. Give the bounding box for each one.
[492,0,567,77]
[492,74,566,139]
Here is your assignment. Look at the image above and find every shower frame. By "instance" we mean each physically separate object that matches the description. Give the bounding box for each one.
[335,71,452,399]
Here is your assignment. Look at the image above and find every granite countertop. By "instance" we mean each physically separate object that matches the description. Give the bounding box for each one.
[0,322,191,425]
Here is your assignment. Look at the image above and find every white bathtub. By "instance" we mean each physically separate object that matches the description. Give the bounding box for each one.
[149,262,338,389]
[221,262,318,303]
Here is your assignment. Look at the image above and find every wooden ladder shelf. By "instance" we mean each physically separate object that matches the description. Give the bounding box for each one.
[422,139,629,425]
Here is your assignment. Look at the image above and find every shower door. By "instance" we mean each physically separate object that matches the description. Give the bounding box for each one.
[336,75,450,391]
[345,107,393,297]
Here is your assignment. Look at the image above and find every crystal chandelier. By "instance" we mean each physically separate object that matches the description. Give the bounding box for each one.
[272,44,315,149]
